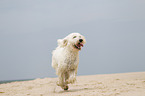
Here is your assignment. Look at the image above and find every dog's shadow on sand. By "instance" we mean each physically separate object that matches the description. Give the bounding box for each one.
[56,87,95,93]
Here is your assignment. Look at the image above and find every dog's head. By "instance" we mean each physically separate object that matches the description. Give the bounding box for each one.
[57,33,86,51]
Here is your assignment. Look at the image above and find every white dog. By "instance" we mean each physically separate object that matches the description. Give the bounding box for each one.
[51,33,86,90]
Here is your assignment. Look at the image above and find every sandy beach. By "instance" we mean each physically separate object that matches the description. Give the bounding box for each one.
[0,72,145,96]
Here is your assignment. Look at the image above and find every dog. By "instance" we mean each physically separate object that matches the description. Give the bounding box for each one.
[51,33,86,90]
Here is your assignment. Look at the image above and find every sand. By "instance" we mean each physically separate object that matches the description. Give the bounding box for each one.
[0,72,145,96]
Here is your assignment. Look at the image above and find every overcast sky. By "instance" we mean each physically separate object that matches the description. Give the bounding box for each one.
[0,0,145,81]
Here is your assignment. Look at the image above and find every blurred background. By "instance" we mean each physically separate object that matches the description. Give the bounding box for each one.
[0,0,145,81]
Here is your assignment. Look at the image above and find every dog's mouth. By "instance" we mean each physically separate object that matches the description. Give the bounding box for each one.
[74,43,84,50]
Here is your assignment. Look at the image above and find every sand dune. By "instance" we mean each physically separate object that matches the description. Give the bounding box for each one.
[0,72,145,96]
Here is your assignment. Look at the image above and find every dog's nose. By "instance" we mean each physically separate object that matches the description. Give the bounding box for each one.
[79,39,83,42]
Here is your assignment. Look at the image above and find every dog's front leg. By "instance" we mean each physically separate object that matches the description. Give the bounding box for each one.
[68,69,76,84]
[57,73,68,90]
[57,73,64,86]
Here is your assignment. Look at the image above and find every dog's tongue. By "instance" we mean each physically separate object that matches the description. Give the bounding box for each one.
[78,43,83,47]
[77,43,83,48]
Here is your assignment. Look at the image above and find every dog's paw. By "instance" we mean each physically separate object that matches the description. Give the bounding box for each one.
[64,85,69,90]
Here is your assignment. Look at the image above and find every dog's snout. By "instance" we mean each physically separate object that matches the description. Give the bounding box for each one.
[79,39,83,42]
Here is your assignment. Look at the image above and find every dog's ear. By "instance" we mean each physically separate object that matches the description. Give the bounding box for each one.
[63,39,68,46]
[57,38,68,47]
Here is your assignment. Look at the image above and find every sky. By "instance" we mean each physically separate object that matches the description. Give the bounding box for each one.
[0,0,145,81]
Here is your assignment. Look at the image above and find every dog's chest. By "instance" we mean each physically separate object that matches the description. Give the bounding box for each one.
[64,52,78,69]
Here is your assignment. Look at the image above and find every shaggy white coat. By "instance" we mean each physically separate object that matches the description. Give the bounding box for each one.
[51,33,86,90]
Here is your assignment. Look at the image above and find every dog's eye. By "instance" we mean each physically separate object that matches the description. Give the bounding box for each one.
[73,36,77,39]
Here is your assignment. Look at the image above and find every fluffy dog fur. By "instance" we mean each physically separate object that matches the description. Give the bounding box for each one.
[51,33,86,90]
